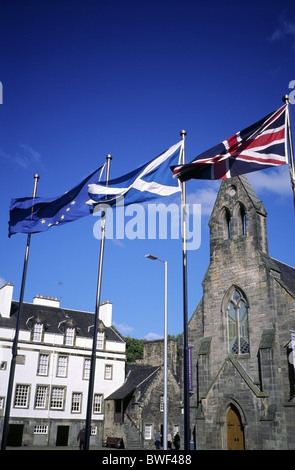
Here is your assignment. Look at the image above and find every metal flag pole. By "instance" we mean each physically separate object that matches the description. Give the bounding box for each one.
[180,130,191,450]
[1,174,40,451]
[84,154,112,451]
[163,259,168,451]
[145,254,168,450]
[283,95,295,211]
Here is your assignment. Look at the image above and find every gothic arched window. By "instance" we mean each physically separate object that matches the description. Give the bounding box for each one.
[235,202,246,236]
[220,207,231,239]
[227,289,250,354]
[240,204,246,235]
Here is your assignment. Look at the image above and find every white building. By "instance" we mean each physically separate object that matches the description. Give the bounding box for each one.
[0,283,126,448]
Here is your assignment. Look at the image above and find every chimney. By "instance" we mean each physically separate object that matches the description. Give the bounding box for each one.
[99,301,112,327]
[0,283,14,318]
[33,295,60,308]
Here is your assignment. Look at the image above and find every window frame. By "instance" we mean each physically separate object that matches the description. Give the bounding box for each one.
[83,358,91,380]
[64,327,75,346]
[227,288,250,355]
[160,395,164,412]
[56,355,68,377]
[35,385,49,409]
[144,424,153,440]
[32,323,43,342]
[97,331,105,350]
[104,364,113,380]
[50,386,66,410]
[14,384,30,408]
[93,393,103,414]
[71,392,82,414]
[37,353,49,376]
[34,425,48,435]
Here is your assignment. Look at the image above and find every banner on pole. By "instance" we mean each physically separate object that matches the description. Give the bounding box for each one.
[188,346,193,392]
[291,331,295,370]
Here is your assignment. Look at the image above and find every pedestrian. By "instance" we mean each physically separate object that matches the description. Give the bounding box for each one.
[77,427,85,450]
[173,432,180,450]
[167,433,172,449]
[154,430,161,449]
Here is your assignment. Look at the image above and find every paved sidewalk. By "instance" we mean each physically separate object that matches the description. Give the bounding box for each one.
[5,445,105,451]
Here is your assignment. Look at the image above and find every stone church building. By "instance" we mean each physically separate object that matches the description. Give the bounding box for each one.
[188,175,295,450]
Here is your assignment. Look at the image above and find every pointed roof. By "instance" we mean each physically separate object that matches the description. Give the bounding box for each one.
[106,363,160,400]
[238,175,266,213]
[209,174,266,225]
[203,354,268,400]
[271,258,295,298]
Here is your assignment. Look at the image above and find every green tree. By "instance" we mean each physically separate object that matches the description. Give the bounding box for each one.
[125,337,144,362]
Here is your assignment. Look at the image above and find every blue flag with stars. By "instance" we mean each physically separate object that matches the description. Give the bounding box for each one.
[8,166,104,236]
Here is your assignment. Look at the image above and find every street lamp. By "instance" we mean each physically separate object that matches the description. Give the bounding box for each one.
[145,254,168,451]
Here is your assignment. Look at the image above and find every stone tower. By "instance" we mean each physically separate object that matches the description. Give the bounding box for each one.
[188,175,295,450]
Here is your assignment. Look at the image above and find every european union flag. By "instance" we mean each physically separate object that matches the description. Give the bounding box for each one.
[8,166,104,236]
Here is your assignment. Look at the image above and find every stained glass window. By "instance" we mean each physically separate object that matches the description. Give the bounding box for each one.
[227,289,250,354]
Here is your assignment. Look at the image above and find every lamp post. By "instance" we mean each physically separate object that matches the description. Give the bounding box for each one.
[145,254,168,451]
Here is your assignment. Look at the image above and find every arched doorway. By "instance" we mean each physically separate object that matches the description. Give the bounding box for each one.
[226,405,245,450]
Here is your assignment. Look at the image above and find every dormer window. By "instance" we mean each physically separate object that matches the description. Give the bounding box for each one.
[64,327,75,346]
[58,318,77,346]
[32,323,43,342]
[97,331,105,350]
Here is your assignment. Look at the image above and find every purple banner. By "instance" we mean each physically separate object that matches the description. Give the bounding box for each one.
[188,346,193,392]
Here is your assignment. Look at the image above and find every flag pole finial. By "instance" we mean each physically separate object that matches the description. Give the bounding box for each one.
[283,95,290,104]
[180,129,187,139]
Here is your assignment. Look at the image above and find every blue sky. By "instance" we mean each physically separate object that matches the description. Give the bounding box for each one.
[1,0,295,340]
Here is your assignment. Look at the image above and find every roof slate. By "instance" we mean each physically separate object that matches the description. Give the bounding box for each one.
[0,301,124,343]
[271,258,295,297]
[106,363,160,400]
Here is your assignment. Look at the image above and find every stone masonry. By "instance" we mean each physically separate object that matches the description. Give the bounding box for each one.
[187,175,295,450]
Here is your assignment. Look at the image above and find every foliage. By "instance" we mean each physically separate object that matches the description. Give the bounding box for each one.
[124,337,144,362]
[124,334,182,363]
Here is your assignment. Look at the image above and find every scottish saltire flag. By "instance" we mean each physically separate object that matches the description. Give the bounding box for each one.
[87,140,182,207]
[8,166,105,236]
[9,140,182,236]
[173,104,287,181]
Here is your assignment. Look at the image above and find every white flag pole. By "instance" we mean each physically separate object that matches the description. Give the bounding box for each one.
[1,174,40,451]
[84,154,112,451]
[283,95,295,211]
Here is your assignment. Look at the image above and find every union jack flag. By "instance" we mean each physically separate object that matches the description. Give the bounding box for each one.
[173,104,288,181]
